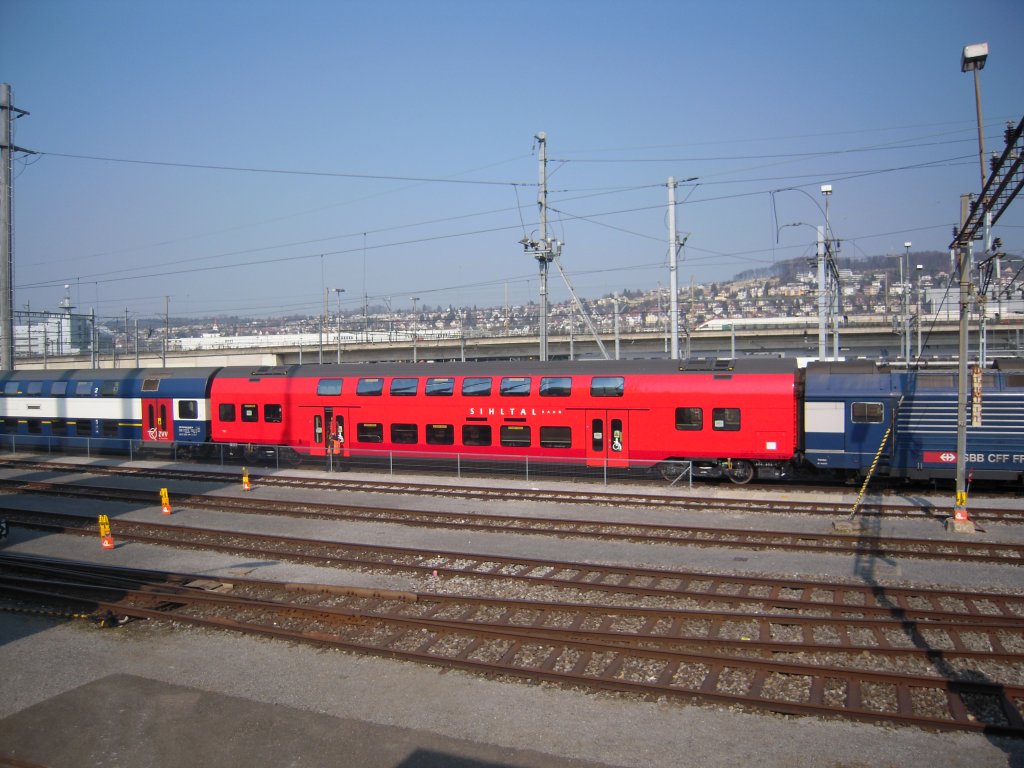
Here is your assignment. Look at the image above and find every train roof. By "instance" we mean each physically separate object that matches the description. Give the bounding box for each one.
[213,357,798,380]
[0,367,222,382]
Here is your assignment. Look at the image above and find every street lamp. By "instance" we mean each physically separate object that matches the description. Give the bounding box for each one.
[961,42,989,192]
[902,242,912,363]
[916,264,924,359]
[334,288,345,364]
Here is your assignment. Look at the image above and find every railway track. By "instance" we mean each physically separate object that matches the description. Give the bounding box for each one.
[0,478,1021,564]
[1,458,1020,523]
[1,553,1021,736]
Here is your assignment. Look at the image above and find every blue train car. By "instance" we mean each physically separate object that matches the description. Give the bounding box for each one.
[803,360,1024,482]
[0,368,218,453]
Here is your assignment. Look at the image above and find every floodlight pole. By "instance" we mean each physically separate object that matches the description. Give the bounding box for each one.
[668,177,679,360]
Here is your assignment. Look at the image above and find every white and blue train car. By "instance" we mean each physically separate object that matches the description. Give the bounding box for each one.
[0,368,218,453]
[803,360,1024,482]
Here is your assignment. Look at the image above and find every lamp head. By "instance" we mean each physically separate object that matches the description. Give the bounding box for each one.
[961,42,988,72]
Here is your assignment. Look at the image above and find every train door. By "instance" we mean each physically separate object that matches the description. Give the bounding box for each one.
[585,410,629,468]
[142,398,173,443]
[313,407,349,458]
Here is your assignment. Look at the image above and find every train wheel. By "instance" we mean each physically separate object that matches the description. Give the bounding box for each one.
[726,460,755,485]
[658,461,689,481]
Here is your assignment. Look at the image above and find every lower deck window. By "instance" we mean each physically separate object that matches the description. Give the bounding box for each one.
[241,404,258,422]
[27,419,42,435]
[539,426,571,448]
[500,425,531,447]
[851,402,884,423]
[219,404,236,422]
[675,407,703,430]
[357,423,384,443]
[178,400,198,419]
[462,424,492,446]
[102,420,120,437]
[390,423,418,444]
[75,420,92,437]
[264,404,283,423]
[712,408,741,431]
[426,424,454,445]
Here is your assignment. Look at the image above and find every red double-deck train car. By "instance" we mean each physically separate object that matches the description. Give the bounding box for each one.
[208,358,799,482]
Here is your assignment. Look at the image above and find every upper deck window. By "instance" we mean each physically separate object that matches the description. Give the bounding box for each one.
[317,378,342,396]
[461,377,492,397]
[75,381,94,396]
[425,377,455,396]
[26,382,43,396]
[142,379,161,392]
[100,381,120,397]
[591,376,624,397]
[357,378,383,396]
[540,377,571,397]
[500,377,531,397]
[390,378,418,396]
[51,382,68,396]
[2,382,18,396]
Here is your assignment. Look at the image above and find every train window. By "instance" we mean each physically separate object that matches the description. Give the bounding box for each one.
[592,418,603,451]
[1,418,17,432]
[75,420,92,437]
[26,381,43,396]
[100,381,120,397]
[357,378,383,396]
[357,423,384,443]
[540,426,572,448]
[918,374,955,388]
[675,407,703,431]
[500,377,531,397]
[462,424,492,446]
[851,402,883,423]
[425,428,454,444]
[51,382,68,396]
[313,415,323,444]
[500,425,531,447]
[712,408,741,431]
[426,424,455,445]
[102,420,120,437]
[142,379,161,392]
[425,377,455,396]
[591,377,624,397]
[264,404,283,423]
[178,400,198,420]
[241,404,259,422]
[3,382,19,395]
[462,377,492,396]
[52,419,69,434]
[317,379,342,396]
[27,419,42,435]
[540,377,571,397]
[390,423,418,444]
[219,403,236,422]
[75,381,93,396]
[390,378,419,396]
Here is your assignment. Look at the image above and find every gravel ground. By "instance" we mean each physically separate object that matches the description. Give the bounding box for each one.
[1,458,1023,767]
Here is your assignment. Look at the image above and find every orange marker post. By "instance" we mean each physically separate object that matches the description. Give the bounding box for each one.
[160,487,172,515]
[98,514,115,550]
[242,467,252,492]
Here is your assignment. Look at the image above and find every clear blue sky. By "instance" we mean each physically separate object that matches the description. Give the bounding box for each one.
[3,0,1022,323]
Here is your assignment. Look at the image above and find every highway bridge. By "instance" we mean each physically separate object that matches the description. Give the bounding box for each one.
[18,317,1024,369]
